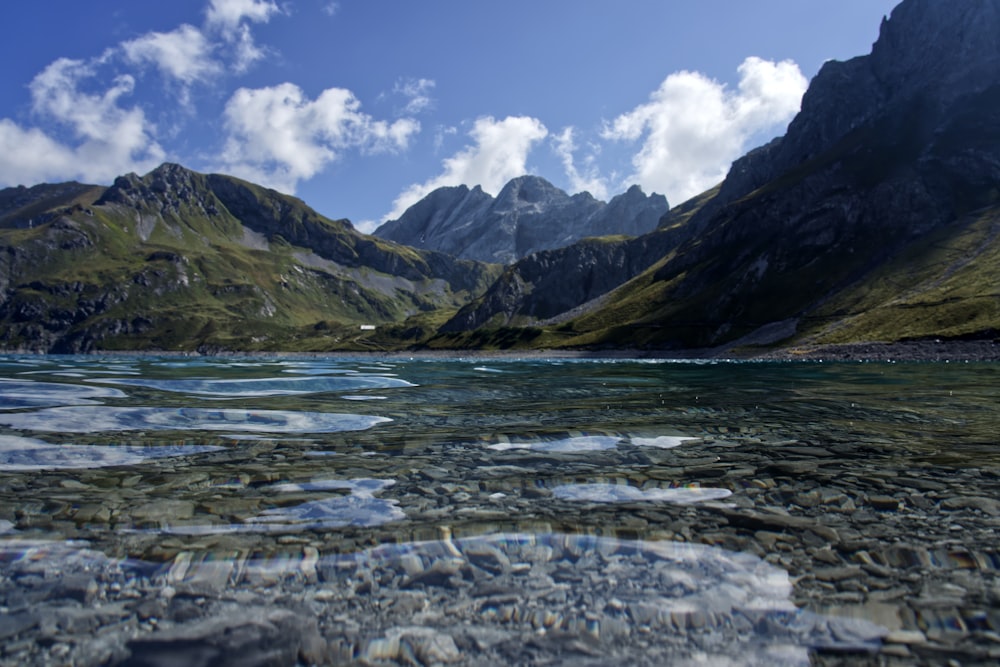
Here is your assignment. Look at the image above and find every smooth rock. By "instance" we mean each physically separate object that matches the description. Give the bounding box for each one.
[123,607,325,667]
[868,496,901,511]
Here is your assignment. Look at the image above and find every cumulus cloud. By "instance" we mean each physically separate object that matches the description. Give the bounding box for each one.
[122,24,220,99]
[0,0,292,188]
[206,0,281,33]
[205,0,281,72]
[218,82,420,194]
[119,1,279,88]
[552,127,608,200]
[0,58,164,186]
[603,56,807,204]
[386,115,548,220]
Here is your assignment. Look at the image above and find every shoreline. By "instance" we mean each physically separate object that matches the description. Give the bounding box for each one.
[1,339,998,362]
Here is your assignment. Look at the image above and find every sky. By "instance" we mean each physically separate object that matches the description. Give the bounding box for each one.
[0,0,899,232]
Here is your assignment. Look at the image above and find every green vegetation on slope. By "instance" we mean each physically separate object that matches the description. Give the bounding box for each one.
[0,165,501,352]
[803,205,1000,344]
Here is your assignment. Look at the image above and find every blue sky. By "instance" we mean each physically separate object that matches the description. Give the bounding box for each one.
[0,0,898,232]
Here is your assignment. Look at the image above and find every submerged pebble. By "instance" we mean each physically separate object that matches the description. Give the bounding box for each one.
[1,356,999,665]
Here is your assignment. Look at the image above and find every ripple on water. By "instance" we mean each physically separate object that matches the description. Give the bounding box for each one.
[89,375,415,397]
[488,435,621,453]
[0,532,887,664]
[552,483,732,504]
[0,378,126,410]
[630,435,697,449]
[313,533,885,663]
[164,478,404,535]
[0,407,391,433]
[0,434,223,471]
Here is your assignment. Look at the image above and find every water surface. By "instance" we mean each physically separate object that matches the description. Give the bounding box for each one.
[1,355,997,663]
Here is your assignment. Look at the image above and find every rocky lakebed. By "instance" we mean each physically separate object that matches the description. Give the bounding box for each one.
[0,355,998,666]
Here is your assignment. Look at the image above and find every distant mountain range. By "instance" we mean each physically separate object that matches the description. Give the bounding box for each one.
[1,0,998,354]
[373,177,668,264]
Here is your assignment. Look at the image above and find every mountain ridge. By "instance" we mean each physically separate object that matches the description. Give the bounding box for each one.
[373,175,668,264]
[0,163,501,352]
[430,0,1000,352]
[2,0,998,355]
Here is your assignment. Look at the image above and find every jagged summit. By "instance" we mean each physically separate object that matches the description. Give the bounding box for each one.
[374,176,667,264]
[438,0,1000,350]
[708,0,1000,221]
[3,0,999,354]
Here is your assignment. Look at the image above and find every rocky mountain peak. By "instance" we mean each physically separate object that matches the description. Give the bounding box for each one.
[703,0,1000,221]
[97,163,221,218]
[374,177,668,263]
[870,0,1000,97]
[495,175,566,209]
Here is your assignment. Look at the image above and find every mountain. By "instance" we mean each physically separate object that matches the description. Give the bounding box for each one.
[0,164,500,353]
[4,0,997,356]
[373,176,668,264]
[433,0,1000,352]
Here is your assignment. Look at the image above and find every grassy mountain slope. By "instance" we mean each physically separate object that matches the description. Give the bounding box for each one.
[804,204,1000,344]
[0,164,500,352]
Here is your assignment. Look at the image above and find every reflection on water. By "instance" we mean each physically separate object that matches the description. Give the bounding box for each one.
[0,533,887,666]
[0,378,127,409]
[162,478,405,535]
[0,434,222,471]
[90,374,414,397]
[0,355,998,663]
[630,435,696,449]
[552,482,732,503]
[487,435,621,452]
[0,406,391,433]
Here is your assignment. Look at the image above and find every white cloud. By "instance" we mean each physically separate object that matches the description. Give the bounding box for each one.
[433,125,457,152]
[218,82,420,194]
[386,115,548,220]
[322,2,340,17]
[0,0,290,188]
[0,120,77,186]
[122,24,219,86]
[230,23,267,72]
[552,127,608,200]
[603,56,807,204]
[0,58,164,186]
[206,0,281,33]
[205,0,280,71]
[393,78,436,115]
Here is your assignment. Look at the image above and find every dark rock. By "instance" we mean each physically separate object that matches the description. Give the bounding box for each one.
[0,612,38,640]
[941,496,1000,516]
[868,496,902,511]
[48,574,98,604]
[123,607,326,667]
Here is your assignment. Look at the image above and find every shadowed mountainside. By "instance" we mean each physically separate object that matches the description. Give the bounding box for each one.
[2,0,998,355]
[431,0,1000,353]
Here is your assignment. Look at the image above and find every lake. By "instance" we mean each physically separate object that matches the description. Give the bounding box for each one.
[1,355,998,665]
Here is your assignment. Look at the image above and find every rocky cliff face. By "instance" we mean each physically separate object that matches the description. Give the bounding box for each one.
[702,0,1000,224]
[437,0,1000,350]
[440,224,691,332]
[374,176,668,264]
